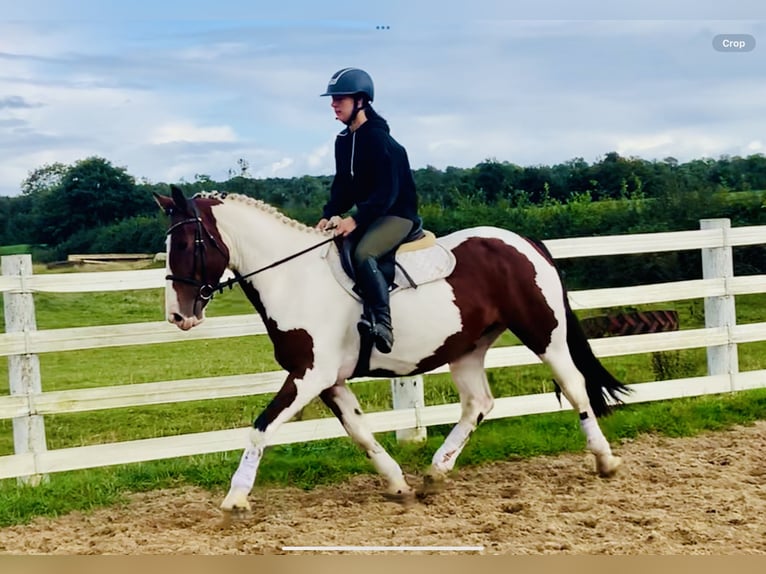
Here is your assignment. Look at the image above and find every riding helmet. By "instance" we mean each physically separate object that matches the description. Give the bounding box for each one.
[320,68,374,102]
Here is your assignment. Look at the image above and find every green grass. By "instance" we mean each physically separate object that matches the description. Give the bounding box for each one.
[0,262,764,526]
[1,388,764,527]
[0,245,35,256]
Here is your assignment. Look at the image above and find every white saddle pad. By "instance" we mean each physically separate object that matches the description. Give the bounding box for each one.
[321,239,457,301]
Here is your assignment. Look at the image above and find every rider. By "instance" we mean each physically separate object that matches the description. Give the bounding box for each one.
[316,67,421,354]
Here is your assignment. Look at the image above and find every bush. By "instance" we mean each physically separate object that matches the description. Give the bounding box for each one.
[55,215,167,260]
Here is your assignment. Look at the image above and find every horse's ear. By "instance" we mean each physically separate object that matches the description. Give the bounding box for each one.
[153,191,175,215]
[170,184,191,215]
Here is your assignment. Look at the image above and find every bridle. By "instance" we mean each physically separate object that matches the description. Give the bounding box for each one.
[164,199,229,302]
[164,198,336,302]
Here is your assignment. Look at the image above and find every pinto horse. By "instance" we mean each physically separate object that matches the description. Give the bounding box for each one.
[154,185,630,513]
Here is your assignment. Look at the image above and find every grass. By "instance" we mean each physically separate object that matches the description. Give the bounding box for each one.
[0,262,764,526]
[1,389,764,527]
[0,245,36,256]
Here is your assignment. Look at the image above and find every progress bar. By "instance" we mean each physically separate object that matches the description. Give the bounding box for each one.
[282,546,484,552]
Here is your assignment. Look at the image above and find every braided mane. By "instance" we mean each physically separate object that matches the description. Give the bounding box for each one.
[193,191,321,234]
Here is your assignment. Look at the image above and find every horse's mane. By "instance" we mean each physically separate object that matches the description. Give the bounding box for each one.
[193,191,321,235]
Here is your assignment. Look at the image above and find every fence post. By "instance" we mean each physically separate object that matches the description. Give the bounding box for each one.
[700,219,739,390]
[2,254,47,485]
[390,375,427,442]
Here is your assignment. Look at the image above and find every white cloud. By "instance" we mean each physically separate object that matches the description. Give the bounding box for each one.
[616,134,677,156]
[268,157,294,175]
[1,15,766,196]
[150,122,237,145]
[306,141,332,171]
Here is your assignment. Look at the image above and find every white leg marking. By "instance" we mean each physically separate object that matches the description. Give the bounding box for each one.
[542,341,621,477]
[431,424,473,474]
[430,347,495,478]
[221,443,264,512]
[580,413,611,455]
[221,370,334,511]
[324,385,412,497]
[580,412,622,477]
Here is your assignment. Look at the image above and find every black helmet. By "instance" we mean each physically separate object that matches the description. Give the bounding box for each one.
[320,67,374,102]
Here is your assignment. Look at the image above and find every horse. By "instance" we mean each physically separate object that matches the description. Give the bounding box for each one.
[154,184,630,514]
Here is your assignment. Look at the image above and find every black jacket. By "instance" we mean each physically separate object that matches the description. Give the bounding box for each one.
[322,115,419,229]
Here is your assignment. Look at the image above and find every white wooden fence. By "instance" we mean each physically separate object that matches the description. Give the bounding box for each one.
[1,218,765,483]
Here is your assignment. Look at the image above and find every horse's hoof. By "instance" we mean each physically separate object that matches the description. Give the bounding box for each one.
[221,488,252,513]
[417,473,447,497]
[382,488,416,506]
[218,506,250,528]
[597,455,622,478]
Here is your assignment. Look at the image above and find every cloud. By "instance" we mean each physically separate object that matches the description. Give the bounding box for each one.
[306,141,332,170]
[267,157,294,176]
[0,96,43,109]
[1,15,765,196]
[150,122,238,145]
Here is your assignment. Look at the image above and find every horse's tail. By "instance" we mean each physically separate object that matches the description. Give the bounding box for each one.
[563,296,632,417]
[528,238,632,417]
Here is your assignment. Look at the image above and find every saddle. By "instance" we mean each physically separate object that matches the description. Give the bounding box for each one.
[321,223,456,300]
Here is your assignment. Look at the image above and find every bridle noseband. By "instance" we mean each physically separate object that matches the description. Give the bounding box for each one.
[165,197,336,302]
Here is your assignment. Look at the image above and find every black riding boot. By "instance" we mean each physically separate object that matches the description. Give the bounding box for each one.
[354,257,394,353]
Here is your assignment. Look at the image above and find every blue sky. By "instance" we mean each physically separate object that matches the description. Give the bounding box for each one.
[1,0,765,196]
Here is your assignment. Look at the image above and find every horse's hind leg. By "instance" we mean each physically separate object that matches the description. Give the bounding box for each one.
[541,343,621,477]
[425,344,496,491]
[320,384,414,502]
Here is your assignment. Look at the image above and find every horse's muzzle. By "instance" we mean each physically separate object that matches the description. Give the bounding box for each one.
[168,311,203,331]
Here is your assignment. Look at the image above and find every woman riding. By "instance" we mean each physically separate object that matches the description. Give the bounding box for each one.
[316,67,421,354]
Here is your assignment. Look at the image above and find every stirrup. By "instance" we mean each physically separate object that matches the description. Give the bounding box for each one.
[357,316,373,337]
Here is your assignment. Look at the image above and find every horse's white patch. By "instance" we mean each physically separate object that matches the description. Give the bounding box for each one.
[370,278,463,372]
[164,235,177,321]
[163,235,203,327]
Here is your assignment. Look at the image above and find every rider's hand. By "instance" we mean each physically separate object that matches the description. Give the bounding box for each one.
[315,218,330,231]
[334,216,357,237]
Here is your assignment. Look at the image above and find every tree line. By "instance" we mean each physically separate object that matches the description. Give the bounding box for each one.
[1,152,764,289]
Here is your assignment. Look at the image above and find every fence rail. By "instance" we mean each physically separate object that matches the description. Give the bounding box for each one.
[1,219,765,482]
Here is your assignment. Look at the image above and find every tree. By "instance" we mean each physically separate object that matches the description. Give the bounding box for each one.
[20,162,68,197]
[37,157,139,245]
[474,159,522,203]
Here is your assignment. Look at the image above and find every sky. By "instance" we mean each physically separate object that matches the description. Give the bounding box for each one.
[1,0,765,196]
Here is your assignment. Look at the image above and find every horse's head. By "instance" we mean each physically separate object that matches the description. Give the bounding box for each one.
[153,185,230,331]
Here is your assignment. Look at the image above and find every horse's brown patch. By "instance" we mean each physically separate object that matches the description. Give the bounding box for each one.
[254,374,298,432]
[414,237,558,373]
[237,279,315,377]
[239,277,314,432]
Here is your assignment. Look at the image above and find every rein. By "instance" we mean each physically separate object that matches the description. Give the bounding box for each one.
[165,200,336,300]
[213,234,336,293]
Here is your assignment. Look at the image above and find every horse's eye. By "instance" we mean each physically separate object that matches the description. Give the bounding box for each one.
[173,239,189,251]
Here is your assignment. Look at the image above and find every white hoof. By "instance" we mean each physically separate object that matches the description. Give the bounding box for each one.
[382,480,415,504]
[596,455,622,478]
[221,487,251,512]
[383,488,415,505]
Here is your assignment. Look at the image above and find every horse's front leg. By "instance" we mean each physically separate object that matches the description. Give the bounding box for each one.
[221,371,330,513]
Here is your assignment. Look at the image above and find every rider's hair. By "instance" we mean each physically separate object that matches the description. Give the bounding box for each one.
[362,102,388,126]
